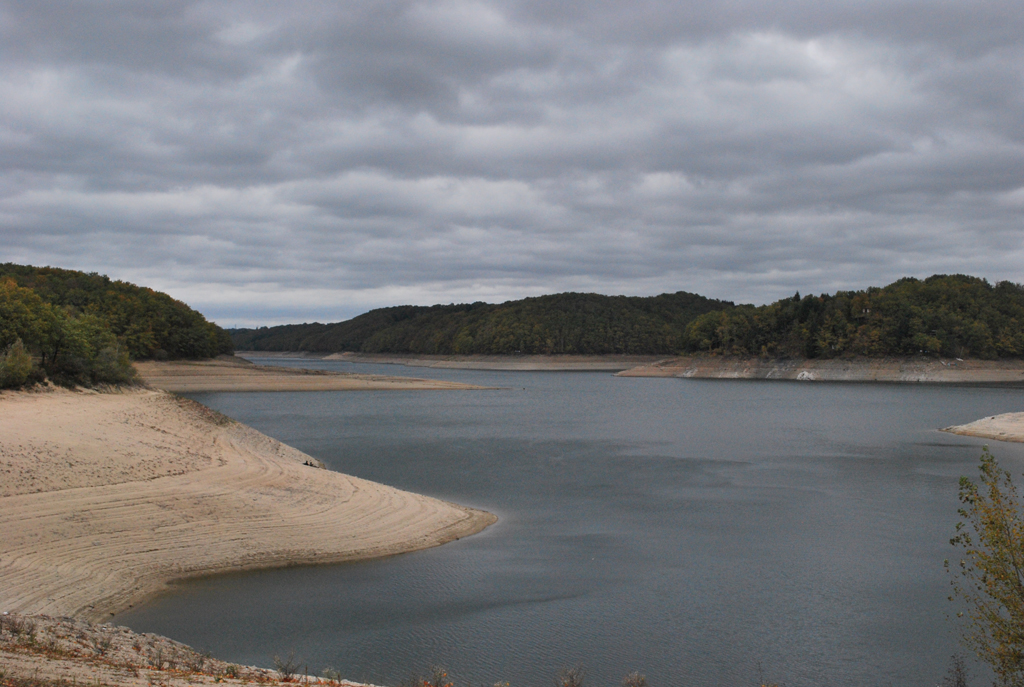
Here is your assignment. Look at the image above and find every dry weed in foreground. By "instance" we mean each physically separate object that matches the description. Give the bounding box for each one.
[941,654,970,687]
[0,613,358,687]
[621,672,646,687]
[426,666,452,687]
[555,665,585,687]
[273,652,301,681]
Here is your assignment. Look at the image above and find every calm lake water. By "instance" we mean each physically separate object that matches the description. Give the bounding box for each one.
[118,360,1024,687]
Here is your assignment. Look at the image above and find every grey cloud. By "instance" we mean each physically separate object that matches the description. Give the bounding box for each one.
[1,0,1022,326]
[510,0,1024,54]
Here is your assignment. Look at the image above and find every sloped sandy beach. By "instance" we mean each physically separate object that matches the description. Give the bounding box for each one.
[0,388,495,621]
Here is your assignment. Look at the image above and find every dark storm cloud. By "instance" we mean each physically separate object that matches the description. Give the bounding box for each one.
[1,0,1022,325]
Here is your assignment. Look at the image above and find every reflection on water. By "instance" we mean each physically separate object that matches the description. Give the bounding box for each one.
[118,362,1024,686]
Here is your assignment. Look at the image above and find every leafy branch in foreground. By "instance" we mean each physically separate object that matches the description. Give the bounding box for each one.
[948,447,1024,685]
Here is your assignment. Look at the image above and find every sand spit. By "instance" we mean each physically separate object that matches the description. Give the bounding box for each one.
[0,613,377,687]
[315,352,665,371]
[941,413,1024,444]
[616,356,1024,383]
[135,356,490,392]
[0,388,496,621]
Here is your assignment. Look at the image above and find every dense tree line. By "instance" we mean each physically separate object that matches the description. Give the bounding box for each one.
[682,275,1024,359]
[234,275,1024,360]
[231,291,735,355]
[0,264,233,388]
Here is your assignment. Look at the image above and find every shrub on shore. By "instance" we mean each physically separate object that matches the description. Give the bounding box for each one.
[0,339,36,388]
[948,448,1024,685]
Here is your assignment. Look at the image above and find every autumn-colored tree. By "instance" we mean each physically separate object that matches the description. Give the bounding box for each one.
[948,448,1024,685]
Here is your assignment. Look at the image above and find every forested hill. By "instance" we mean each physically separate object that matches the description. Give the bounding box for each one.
[682,274,1024,359]
[233,275,1024,359]
[231,291,735,355]
[0,263,233,387]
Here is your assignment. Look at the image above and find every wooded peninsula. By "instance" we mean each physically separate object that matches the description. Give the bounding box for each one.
[232,274,1024,360]
[0,263,233,387]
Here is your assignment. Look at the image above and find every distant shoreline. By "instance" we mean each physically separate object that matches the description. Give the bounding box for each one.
[136,355,495,391]
[235,351,1024,382]
[237,350,665,371]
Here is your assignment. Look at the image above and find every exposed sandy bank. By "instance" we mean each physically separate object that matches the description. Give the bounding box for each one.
[616,356,1024,383]
[135,356,490,392]
[314,352,665,371]
[0,613,375,687]
[941,413,1024,443]
[0,388,496,621]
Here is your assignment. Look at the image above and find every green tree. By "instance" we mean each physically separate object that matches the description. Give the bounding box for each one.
[0,339,34,388]
[0,263,233,359]
[0,278,46,350]
[948,448,1024,685]
[41,312,137,386]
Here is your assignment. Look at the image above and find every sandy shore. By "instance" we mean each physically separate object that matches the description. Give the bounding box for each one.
[617,356,1024,383]
[135,356,491,392]
[0,387,495,621]
[941,413,1024,443]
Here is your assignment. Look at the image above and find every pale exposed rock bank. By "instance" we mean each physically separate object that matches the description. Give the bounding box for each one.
[616,356,1024,383]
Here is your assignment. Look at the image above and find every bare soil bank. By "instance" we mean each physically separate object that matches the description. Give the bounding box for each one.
[0,388,495,621]
[250,351,666,371]
[616,356,1024,383]
[136,356,490,392]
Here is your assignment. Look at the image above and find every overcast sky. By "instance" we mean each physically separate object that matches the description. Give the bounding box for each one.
[2,1,1022,326]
